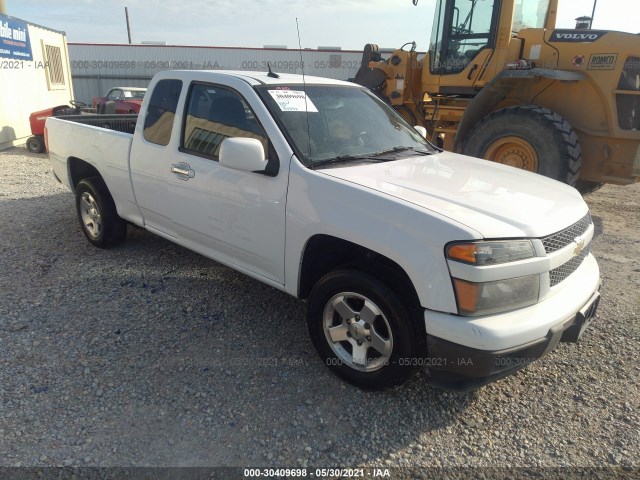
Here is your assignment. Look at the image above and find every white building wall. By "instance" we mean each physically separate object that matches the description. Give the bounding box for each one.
[0,21,73,149]
[69,43,364,104]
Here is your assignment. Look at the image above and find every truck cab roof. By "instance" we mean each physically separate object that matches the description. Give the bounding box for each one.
[157,70,353,87]
[111,87,147,91]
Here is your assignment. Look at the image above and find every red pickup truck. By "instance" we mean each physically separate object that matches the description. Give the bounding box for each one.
[92,87,146,114]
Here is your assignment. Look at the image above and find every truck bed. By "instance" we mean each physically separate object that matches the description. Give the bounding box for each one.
[46,115,140,224]
[56,114,138,135]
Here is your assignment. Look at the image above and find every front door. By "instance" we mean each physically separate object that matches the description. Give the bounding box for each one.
[168,82,288,284]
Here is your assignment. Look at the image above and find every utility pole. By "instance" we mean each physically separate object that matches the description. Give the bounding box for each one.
[125,7,132,44]
[0,0,7,15]
[591,0,598,26]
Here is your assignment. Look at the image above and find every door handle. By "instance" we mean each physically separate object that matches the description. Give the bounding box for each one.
[467,63,479,80]
[170,163,195,179]
[171,165,190,175]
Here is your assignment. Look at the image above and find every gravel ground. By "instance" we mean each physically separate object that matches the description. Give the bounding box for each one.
[0,146,638,476]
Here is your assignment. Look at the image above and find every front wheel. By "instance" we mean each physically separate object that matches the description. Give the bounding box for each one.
[75,177,127,248]
[462,105,582,186]
[307,270,423,389]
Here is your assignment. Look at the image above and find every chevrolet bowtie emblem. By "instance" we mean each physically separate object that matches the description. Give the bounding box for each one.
[574,237,586,255]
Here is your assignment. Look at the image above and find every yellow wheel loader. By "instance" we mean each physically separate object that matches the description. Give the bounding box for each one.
[353,0,640,189]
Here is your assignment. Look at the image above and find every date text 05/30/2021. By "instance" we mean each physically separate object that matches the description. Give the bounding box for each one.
[243,468,391,478]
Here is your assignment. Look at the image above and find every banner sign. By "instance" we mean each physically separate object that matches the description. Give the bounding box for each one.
[0,14,33,60]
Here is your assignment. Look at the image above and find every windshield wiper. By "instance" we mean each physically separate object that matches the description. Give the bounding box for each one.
[310,146,433,169]
[373,146,433,156]
[310,154,387,169]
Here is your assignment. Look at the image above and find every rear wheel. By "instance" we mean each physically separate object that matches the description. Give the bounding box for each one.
[75,177,127,248]
[307,269,422,390]
[462,105,582,186]
[26,136,45,154]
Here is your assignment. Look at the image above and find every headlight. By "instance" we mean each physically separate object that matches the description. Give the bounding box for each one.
[447,240,539,316]
[453,275,540,316]
[447,240,535,265]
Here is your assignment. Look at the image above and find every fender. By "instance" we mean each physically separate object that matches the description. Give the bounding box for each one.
[453,68,586,151]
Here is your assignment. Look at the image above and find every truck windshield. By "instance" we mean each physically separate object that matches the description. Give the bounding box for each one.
[513,0,550,31]
[256,85,435,166]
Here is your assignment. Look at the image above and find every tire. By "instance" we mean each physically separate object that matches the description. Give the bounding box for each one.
[307,269,423,390]
[26,136,45,154]
[394,105,417,126]
[576,180,603,194]
[462,105,582,186]
[75,177,127,248]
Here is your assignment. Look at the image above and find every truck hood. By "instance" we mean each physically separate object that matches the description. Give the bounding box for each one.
[318,151,587,238]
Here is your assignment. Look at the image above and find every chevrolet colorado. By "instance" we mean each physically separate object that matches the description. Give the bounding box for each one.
[46,70,601,390]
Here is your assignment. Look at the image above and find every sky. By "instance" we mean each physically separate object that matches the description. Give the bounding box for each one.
[4,0,639,51]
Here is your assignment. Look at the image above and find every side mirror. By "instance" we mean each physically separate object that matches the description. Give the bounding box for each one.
[219,137,269,172]
[414,125,427,138]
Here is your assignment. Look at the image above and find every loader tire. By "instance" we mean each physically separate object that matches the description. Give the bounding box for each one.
[394,105,417,126]
[576,180,603,194]
[462,105,582,186]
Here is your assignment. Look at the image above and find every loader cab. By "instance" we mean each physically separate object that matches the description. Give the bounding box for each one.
[429,0,500,76]
[423,0,552,92]
[425,0,501,93]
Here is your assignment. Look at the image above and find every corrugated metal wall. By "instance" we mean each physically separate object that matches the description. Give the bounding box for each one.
[68,43,365,103]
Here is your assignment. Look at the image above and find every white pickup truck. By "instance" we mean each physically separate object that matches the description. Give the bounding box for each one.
[47,70,601,391]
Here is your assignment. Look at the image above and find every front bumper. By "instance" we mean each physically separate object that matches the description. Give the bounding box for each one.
[424,253,601,391]
[428,290,600,391]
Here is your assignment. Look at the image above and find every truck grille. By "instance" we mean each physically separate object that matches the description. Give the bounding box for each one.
[549,247,590,287]
[541,213,592,254]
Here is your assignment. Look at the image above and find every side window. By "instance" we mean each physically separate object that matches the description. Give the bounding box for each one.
[107,89,122,101]
[513,0,550,31]
[446,0,495,73]
[182,83,268,159]
[430,0,447,73]
[431,0,496,74]
[143,79,183,146]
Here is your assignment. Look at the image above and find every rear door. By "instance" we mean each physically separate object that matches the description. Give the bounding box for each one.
[129,78,183,240]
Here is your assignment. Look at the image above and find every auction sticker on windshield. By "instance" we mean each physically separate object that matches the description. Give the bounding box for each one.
[268,90,318,112]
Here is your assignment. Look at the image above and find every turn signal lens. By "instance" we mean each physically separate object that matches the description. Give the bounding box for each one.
[452,275,540,316]
[447,244,478,264]
[447,240,535,265]
[453,278,479,314]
